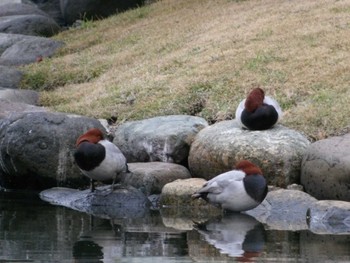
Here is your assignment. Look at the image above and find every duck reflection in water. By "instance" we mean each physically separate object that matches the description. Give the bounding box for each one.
[194,213,266,262]
[73,240,104,263]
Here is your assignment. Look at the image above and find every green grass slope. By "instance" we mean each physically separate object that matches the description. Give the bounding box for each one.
[21,0,350,140]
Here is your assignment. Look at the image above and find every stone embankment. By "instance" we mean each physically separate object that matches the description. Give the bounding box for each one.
[1,0,349,234]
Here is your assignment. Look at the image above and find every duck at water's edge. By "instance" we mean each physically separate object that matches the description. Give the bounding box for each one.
[192,160,268,212]
[235,87,282,130]
[74,128,129,192]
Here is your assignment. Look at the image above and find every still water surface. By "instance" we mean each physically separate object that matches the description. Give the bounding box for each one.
[0,191,349,262]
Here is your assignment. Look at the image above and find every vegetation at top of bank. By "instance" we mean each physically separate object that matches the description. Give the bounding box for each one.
[20,0,350,141]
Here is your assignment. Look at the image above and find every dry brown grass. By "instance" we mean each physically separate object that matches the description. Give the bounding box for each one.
[21,0,350,140]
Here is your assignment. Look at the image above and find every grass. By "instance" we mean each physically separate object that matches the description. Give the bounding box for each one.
[20,0,350,141]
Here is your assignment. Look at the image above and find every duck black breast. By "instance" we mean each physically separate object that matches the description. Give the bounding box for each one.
[243,174,268,203]
[74,141,106,171]
[241,104,279,130]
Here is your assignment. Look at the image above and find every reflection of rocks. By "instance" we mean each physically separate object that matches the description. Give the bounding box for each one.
[194,213,265,259]
[189,120,310,187]
[299,231,350,262]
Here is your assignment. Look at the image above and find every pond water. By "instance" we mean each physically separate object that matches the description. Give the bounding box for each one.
[0,190,349,263]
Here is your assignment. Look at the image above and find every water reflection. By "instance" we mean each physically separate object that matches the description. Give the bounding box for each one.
[0,191,350,262]
[193,213,265,261]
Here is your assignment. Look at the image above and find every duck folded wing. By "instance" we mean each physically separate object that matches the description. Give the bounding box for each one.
[198,170,246,194]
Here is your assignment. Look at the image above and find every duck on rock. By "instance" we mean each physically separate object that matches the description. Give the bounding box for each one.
[192,160,268,212]
[74,128,129,192]
[235,87,282,130]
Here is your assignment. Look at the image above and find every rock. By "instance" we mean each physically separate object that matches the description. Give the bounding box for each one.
[0,99,46,119]
[122,162,192,195]
[0,111,105,190]
[113,115,208,166]
[159,178,222,218]
[0,3,50,17]
[189,120,310,187]
[29,0,65,26]
[307,200,350,234]
[0,1,34,6]
[245,189,317,231]
[40,185,151,219]
[0,35,64,66]
[0,32,32,54]
[0,88,39,105]
[0,14,60,37]
[301,134,350,201]
[60,0,146,25]
[0,3,60,37]
[0,65,22,89]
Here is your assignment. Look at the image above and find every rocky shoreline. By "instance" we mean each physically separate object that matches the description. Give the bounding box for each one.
[0,1,349,233]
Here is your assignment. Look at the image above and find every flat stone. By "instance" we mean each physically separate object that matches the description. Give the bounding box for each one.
[122,162,191,195]
[40,185,151,219]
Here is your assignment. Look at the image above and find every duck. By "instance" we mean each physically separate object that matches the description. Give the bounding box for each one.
[74,128,129,192]
[235,87,282,130]
[192,160,268,212]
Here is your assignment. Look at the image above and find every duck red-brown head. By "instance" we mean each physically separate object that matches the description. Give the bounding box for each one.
[76,128,104,147]
[244,87,265,113]
[236,160,263,176]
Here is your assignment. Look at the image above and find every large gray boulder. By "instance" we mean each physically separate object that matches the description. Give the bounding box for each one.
[0,111,104,190]
[301,134,350,201]
[189,120,310,187]
[0,65,22,89]
[113,115,208,166]
[122,162,192,195]
[0,35,64,66]
[0,3,60,37]
[60,0,146,25]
